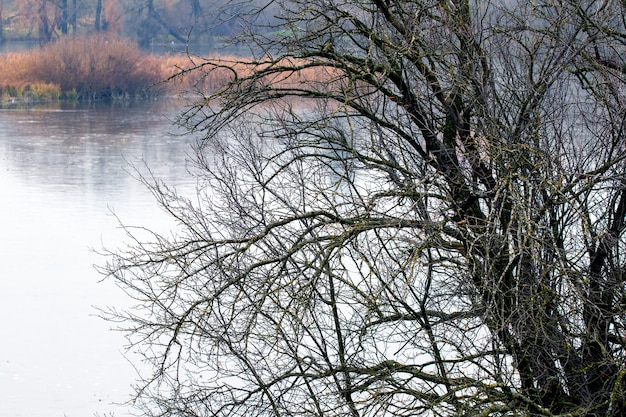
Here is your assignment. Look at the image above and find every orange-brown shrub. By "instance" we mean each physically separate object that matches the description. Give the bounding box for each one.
[0,38,340,102]
[151,54,242,93]
[0,35,171,100]
[160,56,339,98]
[29,35,165,99]
[0,52,35,86]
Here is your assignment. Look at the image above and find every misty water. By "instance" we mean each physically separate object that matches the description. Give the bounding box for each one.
[0,99,197,417]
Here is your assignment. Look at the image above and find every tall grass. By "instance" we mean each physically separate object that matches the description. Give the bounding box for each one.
[0,36,337,102]
[0,36,255,102]
[32,35,163,99]
[0,35,182,101]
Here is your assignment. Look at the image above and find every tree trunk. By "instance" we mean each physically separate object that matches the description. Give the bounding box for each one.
[70,0,76,34]
[59,0,68,34]
[0,0,4,43]
[95,0,102,31]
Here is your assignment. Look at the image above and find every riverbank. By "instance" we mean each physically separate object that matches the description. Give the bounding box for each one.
[0,35,232,103]
[0,36,339,106]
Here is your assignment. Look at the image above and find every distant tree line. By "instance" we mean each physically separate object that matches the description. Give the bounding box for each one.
[0,0,278,48]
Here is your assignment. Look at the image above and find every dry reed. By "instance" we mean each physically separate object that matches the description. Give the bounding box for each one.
[0,37,337,102]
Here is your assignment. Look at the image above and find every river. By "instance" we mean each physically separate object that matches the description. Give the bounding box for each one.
[0,99,197,417]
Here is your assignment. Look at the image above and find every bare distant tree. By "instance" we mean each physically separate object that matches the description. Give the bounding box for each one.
[15,0,56,41]
[94,0,103,31]
[58,0,67,33]
[0,0,7,41]
[101,0,626,416]
[13,0,76,40]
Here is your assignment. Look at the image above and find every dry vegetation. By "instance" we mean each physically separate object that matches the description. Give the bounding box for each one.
[0,35,232,101]
[0,35,337,103]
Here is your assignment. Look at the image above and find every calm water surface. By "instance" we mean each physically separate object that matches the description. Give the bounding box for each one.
[0,99,197,417]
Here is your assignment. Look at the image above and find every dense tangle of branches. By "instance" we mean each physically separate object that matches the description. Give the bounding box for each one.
[102,1,626,416]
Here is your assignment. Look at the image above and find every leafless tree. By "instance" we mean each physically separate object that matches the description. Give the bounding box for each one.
[101,0,626,415]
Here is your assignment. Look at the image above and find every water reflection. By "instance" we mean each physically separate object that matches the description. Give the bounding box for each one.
[2,101,189,192]
[0,99,196,417]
